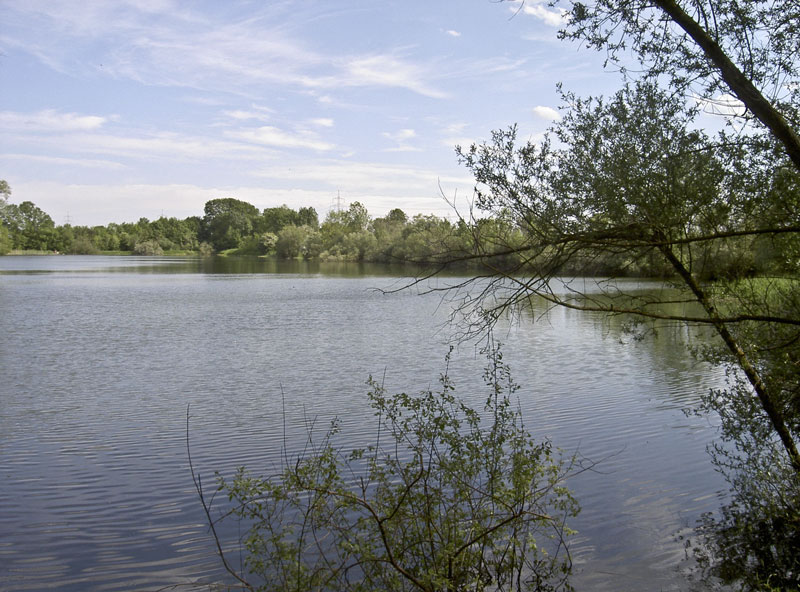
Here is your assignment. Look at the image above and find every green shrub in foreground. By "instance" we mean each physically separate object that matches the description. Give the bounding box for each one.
[216,349,578,592]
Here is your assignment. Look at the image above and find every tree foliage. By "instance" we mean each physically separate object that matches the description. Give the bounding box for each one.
[0,192,470,263]
[559,0,800,168]
[0,179,10,203]
[201,198,261,251]
[0,180,12,254]
[421,2,800,589]
[208,350,578,592]
[1,200,56,251]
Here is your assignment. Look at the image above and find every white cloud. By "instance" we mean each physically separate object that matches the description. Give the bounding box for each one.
[384,145,424,153]
[181,96,227,106]
[310,118,335,127]
[694,93,747,117]
[445,30,461,37]
[13,181,233,226]
[1,153,125,169]
[227,126,335,151]
[531,105,561,121]
[339,55,448,99]
[509,0,566,27]
[253,160,470,195]
[4,3,449,99]
[437,123,478,150]
[223,110,271,122]
[383,128,416,142]
[442,137,478,150]
[382,128,419,152]
[12,129,276,163]
[442,122,468,135]
[0,109,109,131]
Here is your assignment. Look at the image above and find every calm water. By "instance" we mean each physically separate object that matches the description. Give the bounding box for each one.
[0,256,728,591]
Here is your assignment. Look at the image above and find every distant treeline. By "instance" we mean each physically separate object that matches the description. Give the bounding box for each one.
[0,196,788,277]
[0,197,463,264]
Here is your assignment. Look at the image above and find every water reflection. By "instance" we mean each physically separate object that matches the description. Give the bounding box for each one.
[0,254,438,277]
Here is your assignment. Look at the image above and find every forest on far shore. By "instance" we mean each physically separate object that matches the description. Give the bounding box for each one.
[0,189,794,279]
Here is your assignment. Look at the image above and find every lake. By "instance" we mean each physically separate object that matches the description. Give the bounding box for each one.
[0,256,728,591]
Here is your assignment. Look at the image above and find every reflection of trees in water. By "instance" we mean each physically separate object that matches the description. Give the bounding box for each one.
[509,283,721,403]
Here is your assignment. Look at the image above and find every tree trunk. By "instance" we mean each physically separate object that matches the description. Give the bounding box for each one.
[652,0,800,171]
[659,242,800,472]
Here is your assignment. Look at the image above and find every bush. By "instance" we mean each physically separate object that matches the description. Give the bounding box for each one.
[275,224,310,258]
[208,349,578,592]
[133,239,164,255]
[67,236,99,255]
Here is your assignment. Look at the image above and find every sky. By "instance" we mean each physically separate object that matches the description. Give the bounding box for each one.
[0,0,621,227]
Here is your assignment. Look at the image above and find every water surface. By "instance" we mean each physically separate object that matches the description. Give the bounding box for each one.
[0,256,727,591]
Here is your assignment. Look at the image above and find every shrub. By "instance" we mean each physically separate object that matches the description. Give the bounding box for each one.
[67,236,99,255]
[208,349,578,592]
[133,239,164,255]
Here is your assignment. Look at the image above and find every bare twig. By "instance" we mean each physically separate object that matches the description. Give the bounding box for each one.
[186,405,254,591]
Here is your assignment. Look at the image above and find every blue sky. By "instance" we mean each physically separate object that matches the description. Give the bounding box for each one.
[0,0,619,226]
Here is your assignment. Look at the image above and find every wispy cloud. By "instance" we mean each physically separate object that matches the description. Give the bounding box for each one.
[0,109,110,131]
[227,126,335,151]
[337,55,448,99]
[3,2,449,99]
[223,110,272,122]
[254,160,469,193]
[442,137,478,150]
[439,122,477,150]
[1,153,126,169]
[383,129,416,142]
[382,128,421,152]
[309,118,335,127]
[13,129,277,163]
[384,146,424,153]
[445,30,461,37]
[508,0,566,27]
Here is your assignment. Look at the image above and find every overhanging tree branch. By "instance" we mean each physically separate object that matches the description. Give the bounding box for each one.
[657,240,800,471]
[650,0,800,171]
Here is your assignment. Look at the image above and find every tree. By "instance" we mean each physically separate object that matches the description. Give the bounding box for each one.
[201,198,260,251]
[394,214,458,264]
[344,201,371,232]
[372,209,409,261]
[297,206,319,229]
[260,205,299,234]
[386,208,408,225]
[425,2,800,588]
[205,349,579,592]
[0,180,12,254]
[450,80,800,467]
[1,200,56,251]
[460,0,797,470]
[0,179,10,204]
[275,224,311,259]
[259,232,278,254]
[558,0,800,170]
[342,229,378,261]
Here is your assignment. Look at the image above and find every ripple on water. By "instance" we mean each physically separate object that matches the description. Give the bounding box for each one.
[0,266,728,591]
